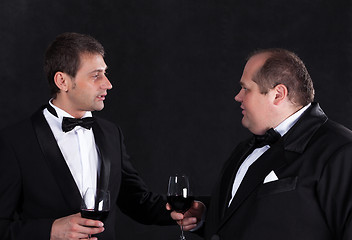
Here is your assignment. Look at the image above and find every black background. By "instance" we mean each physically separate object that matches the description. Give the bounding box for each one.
[0,0,351,239]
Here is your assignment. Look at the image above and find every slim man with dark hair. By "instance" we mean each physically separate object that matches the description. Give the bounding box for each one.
[169,48,352,240]
[0,32,173,240]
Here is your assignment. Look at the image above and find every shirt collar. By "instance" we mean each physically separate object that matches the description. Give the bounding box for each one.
[274,103,311,137]
[48,99,92,122]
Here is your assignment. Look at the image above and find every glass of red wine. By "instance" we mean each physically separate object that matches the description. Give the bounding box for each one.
[167,175,194,240]
[81,188,110,239]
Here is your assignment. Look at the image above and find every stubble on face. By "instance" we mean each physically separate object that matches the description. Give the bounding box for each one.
[65,54,110,117]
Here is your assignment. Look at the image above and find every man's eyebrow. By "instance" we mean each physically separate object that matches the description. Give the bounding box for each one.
[89,66,108,74]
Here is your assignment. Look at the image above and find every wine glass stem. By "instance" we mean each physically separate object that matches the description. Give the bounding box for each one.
[180,220,186,240]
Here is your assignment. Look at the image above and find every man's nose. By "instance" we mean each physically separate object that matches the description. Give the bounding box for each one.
[234,89,243,102]
[102,76,113,90]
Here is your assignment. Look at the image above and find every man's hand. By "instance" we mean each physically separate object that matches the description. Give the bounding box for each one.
[167,201,205,231]
[50,213,104,240]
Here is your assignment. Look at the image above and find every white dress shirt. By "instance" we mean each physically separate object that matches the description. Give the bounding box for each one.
[43,100,100,196]
[228,104,310,206]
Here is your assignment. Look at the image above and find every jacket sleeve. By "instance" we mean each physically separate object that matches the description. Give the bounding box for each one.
[0,131,54,240]
[115,127,174,225]
[317,142,352,240]
[0,131,21,239]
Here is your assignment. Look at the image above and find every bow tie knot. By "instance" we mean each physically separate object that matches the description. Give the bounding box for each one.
[253,128,281,148]
[62,117,95,132]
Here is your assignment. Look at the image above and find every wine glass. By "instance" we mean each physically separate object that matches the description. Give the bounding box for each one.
[167,175,194,240]
[81,188,110,239]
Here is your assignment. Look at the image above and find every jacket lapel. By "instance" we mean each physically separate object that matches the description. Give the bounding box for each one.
[221,140,286,223]
[283,103,327,153]
[217,103,328,230]
[92,120,111,192]
[218,140,254,219]
[31,108,82,211]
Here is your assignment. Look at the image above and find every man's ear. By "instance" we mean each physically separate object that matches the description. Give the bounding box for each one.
[273,84,288,105]
[54,72,69,92]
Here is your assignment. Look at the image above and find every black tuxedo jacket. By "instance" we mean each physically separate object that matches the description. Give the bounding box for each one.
[0,106,172,240]
[202,103,352,240]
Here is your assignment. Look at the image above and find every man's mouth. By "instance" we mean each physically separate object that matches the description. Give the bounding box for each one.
[240,106,245,115]
[97,94,106,101]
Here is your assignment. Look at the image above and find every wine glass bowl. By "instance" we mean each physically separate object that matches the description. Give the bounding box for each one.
[167,175,194,240]
[81,188,110,223]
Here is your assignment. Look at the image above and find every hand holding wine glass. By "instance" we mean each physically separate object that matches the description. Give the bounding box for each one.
[51,213,104,240]
[167,201,205,232]
[81,188,110,239]
[167,175,194,240]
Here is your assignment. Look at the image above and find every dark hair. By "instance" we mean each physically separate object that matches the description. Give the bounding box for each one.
[249,48,314,106]
[44,32,105,97]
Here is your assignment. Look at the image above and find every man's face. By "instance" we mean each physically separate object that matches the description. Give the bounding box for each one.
[66,53,112,117]
[234,53,274,135]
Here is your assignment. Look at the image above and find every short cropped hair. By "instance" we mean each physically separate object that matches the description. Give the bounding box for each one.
[44,32,105,97]
[249,48,314,106]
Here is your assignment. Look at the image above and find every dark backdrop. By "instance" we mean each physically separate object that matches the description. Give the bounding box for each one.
[1,0,351,239]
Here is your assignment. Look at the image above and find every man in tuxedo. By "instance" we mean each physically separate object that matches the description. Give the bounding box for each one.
[0,32,172,240]
[169,48,352,239]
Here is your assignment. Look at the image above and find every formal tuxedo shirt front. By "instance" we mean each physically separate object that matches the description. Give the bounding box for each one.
[0,105,173,240]
[44,102,100,196]
[202,103,352,240]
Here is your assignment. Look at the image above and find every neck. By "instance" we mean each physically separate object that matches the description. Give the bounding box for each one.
[271,104,304,130]
[51,98,87,119]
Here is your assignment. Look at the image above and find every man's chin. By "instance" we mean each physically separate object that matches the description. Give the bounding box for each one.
[241,118,249,128]
[91,105,104,112]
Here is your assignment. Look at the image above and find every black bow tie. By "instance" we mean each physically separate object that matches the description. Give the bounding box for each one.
[252,128,281,148]
[62,117,95,132]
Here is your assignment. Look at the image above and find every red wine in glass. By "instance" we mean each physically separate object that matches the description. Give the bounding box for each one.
[167,195,195,214]
[80,209,110,222]
[81,188,110,238]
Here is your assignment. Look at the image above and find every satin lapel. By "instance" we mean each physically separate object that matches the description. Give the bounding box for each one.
[31,109,82,211]
[92,121,111,192]
[220,140,287,228]
[219,141,254,219]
